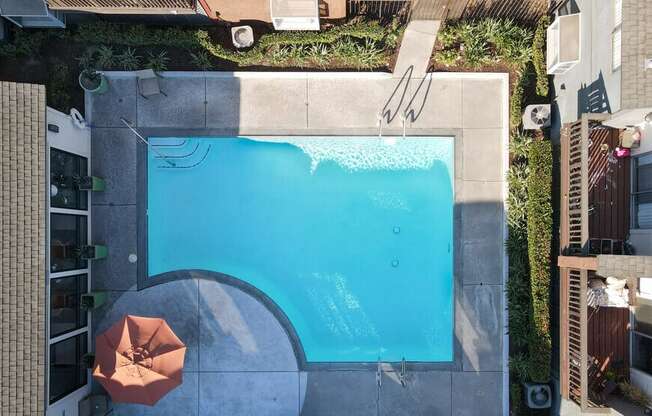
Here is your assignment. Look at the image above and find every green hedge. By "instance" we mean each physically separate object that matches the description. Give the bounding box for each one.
[532,16,549,97]
[525,139,553,383]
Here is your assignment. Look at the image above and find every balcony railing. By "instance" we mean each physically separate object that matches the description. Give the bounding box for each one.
[48,0,197,14]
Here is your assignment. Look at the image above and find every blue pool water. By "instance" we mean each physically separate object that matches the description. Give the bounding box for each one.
[147,137,454,362]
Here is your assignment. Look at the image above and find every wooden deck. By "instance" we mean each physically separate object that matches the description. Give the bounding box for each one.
[588,305,630,379]
[559,115,632,412]
[587,127,631,242]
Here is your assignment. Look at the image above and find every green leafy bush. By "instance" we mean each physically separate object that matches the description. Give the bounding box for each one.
[146,51,170,72]
[533,16,549,97]
[96,46,116,70]
[434,19,533,69]
[116,47,141,70]
[72,20,401,70]
[510,67,530,130]
[47,60,71,112]
[189,51,214,70]
[525,139,553,383]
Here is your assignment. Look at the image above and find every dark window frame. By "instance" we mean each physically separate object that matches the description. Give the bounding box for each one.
[49,274,88,339]
[50,213,88,273]
[631,152,652,229]
[48,333,88,404]
[50,148,89,211]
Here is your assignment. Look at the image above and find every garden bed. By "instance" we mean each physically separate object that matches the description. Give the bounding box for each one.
[0,19,404,113]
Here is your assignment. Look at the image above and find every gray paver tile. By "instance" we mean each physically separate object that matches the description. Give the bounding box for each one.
[458,285,502,372]
[410,77,463,129]
[307,77,407,130]
[91,205,137,291]
[462,79,503,129]
[199,372,299,416]
[112,371,199,416]
[461,129,504,181]
[301,371,377,416]
[451,371,502,416]
[206,77,308,130]
[137,76,206,128]
[198,279,298,372]
[379,370,451,416]
[89,76,137,128]
[91,128,138,205]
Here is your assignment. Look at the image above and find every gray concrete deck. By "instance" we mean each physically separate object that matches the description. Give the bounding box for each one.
[88,71,508,415]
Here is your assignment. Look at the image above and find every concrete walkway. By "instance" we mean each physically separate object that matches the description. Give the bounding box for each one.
[88,70,509,415]
[393,20,440,78]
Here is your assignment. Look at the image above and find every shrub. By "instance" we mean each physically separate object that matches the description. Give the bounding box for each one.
[525,139,553,383]
[96,46,116,70]
[510,67,530,130]
[72,21,401,70]
[146,51,170,72]
[619,382,652,408]
[434,19,533,69]
[533,16,549,97]
[506,160,531,351]
[47,60,71,112]
[189,51,214,70]
[116,47,141,71]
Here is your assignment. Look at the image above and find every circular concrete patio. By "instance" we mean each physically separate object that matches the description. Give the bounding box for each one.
[92,275,306,415]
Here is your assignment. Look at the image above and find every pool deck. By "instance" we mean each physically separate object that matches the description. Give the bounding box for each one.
[87,70,508,415]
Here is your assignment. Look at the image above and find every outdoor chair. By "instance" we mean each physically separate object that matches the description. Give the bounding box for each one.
[135,69,167,100]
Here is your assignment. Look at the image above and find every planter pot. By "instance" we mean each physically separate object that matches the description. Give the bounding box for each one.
[80,291,107,310]
[78,71,108,94]
[79,244,108,260]
[77,176,105,192]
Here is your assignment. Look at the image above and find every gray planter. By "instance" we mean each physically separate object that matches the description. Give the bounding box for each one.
[79,70,108,94]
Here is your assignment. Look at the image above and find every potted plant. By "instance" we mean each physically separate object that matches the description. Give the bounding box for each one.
[74,175,106,192]
[80,291,107,310]
[77,49,109,94]
[76,244,108,260]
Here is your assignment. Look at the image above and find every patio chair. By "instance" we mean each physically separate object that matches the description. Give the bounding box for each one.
[135,69,167,100]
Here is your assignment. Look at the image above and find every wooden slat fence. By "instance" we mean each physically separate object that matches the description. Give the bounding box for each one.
[48,0,196,12]
[347,0,547,22]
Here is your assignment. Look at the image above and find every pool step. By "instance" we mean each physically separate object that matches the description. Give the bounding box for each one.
[151,139,211,169]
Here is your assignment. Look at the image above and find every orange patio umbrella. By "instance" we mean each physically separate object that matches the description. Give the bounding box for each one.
[93,315,186,406]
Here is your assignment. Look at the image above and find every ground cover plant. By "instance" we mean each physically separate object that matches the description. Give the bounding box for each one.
[0,19,404,112]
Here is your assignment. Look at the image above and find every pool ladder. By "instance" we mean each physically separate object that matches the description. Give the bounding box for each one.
[376,111,407,141]
[376,358,408,389]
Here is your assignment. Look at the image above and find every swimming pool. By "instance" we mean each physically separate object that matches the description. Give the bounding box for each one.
[147,137,454,363]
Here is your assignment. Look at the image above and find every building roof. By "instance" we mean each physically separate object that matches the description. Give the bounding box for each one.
[0,81,46,415]
[621,0,652,110]
[0,0,47,16]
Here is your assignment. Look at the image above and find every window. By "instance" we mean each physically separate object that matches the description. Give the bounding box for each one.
[612,0,622,70]
[50,148,88,210]
[49,333,88,404]
[633,154,652,229]
[50,214,88,272]
[50,274,88,338]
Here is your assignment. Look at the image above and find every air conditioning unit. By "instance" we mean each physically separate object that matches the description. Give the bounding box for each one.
[547,13,581,74]
[523,104,551,130]
[271,0,320,31]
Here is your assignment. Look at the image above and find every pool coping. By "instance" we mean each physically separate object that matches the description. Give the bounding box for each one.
[136,131,464,372]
